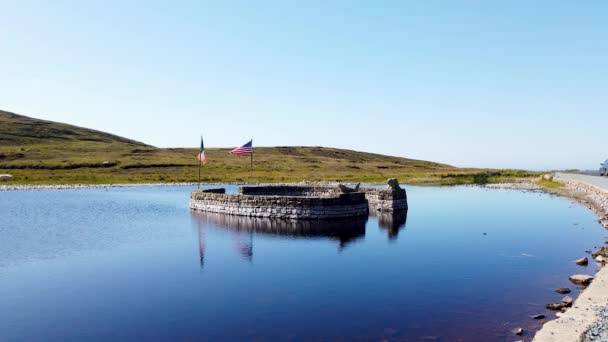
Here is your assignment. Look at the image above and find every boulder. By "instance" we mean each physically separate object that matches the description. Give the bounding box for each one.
[542,174,554,181]
[546,302,571,310]
[513,327,523,336]
[0,174,13,181]
[338,183,360,193]
[562,295,573,305]
[596,255,606,263]
[387,178,401,190]
[569,274,594,286]
[555,287,571,294]
[576,257,589,266]
[531,314,545,319]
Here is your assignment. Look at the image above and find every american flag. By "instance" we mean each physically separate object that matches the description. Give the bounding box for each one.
[229,140,253,155]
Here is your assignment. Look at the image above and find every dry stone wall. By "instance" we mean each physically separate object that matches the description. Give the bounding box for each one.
[190,188,369,219]
[190,184,408,220]
[363,188,408,211]
[239,185,340,197]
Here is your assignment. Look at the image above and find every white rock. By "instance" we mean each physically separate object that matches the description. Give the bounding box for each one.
[0,174,13,181]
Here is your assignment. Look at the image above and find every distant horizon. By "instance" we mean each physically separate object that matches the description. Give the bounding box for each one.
[1,1,606,171]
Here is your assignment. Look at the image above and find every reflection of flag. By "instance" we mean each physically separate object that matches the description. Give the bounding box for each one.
[197,137,208,164]
[229,140,253,155]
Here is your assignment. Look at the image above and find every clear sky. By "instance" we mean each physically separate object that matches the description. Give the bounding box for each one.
[1,1,606,170]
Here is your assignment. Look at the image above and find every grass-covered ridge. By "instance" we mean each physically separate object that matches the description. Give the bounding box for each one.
[0,110,537,185]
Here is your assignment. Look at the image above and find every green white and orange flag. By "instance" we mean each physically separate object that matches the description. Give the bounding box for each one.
[197,136,208,164]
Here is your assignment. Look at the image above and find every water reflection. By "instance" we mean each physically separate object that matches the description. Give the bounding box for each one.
[191,212,369,266]
[4,186,607,341]
[370,209,408,240]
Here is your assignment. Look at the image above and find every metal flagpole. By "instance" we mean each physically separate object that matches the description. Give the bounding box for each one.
[198,159,201,189]
[198,135,202,189]
[250,138,253,179]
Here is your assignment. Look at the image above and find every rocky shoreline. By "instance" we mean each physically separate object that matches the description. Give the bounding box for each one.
[487,176,608,342]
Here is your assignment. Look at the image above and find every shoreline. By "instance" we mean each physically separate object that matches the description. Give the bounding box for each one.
[0,181,383,192]
[488,176,608,341]
[0,182,214,191]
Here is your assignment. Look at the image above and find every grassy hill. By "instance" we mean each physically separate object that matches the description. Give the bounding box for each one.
[0,110,534,185]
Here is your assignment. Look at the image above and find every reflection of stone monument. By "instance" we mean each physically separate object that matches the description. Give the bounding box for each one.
[234,232,253,262]
[191,211,367,265]
[370,209,408,240]
[197,226,205,268]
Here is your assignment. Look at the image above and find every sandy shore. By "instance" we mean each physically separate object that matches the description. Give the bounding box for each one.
[488,176,608,342]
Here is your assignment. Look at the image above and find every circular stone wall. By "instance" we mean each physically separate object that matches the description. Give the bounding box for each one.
[190,186,369,220]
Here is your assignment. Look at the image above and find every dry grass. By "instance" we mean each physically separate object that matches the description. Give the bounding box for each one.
[0,110,538,185]
[535,179,564,188]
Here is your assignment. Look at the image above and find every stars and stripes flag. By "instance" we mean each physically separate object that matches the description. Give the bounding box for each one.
[229,140,253,155]
[197,136,208,164]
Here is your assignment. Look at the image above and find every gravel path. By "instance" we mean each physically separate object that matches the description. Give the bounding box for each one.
[533,173,608,342]
[583,306,608,341]
[556,172,608,192]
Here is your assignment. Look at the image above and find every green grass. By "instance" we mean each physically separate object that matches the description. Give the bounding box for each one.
[535,179,564,188]
[0,110,538,185]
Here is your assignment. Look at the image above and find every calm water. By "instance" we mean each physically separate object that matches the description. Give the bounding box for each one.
[0,185,605,341]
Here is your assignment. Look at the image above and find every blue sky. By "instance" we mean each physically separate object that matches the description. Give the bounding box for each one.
[1,1,606,170]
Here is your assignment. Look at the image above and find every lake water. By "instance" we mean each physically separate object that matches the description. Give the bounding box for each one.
[0,185,605,341]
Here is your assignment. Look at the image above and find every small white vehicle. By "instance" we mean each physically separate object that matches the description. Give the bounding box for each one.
[601,160,608,176]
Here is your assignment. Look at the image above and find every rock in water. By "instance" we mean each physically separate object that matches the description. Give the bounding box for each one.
[556,287,571,294]
[387,178,401,190]
[531,314,545,319]
[546,302,567,310]
[513,327,524,335]
[597,255,606,263]
[546,297,573,310]
[576,257,589,266]
[0,174,13,181]
[569,274,594,286]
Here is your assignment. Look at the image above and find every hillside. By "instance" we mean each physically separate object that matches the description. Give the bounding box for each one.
[0,110,533,184]
[0,110,148,147]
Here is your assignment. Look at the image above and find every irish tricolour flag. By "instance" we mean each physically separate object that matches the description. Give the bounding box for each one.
[197,137,208,164]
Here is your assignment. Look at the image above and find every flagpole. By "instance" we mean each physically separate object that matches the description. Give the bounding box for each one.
[250,138,253,180]
[198,135,202,189]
